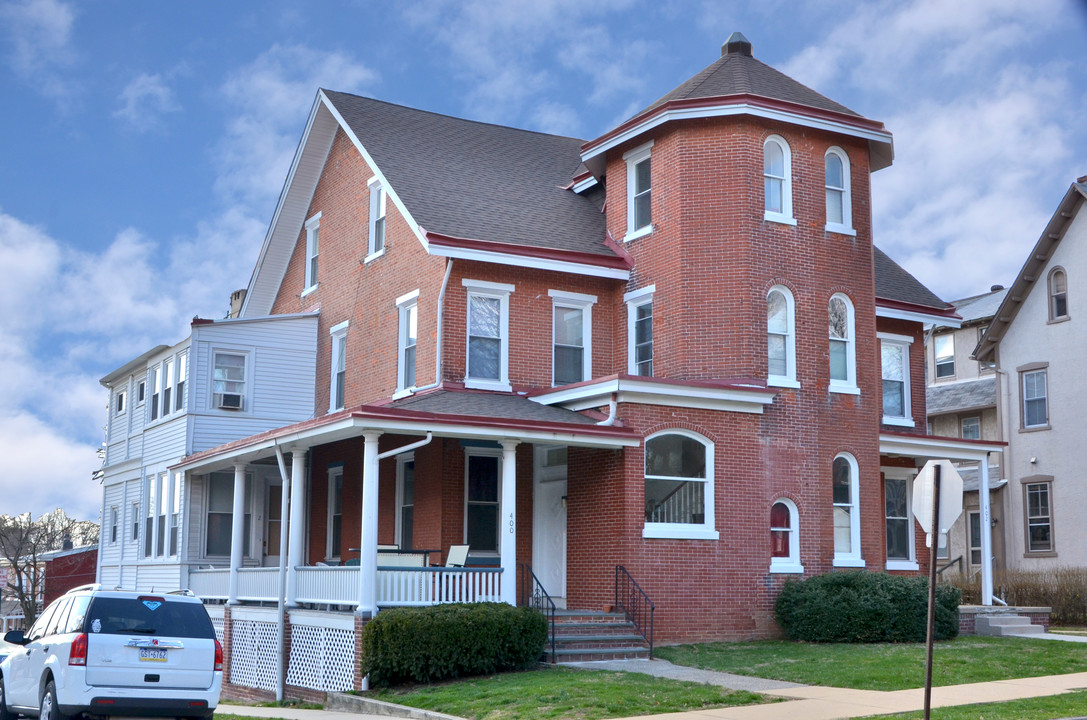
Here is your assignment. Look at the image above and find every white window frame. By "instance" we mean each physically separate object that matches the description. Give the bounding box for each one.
[396,453,415,549]
[174,351,187,413]
[463,279,513,392]
[549,289,596,386]
[879,332,914,426]
[212,349,249,412]
[1024,479,1054,553]
[367,177,386,262]
[161,357,173,419]
[832,452,864,567]
[642,429,718,541]
[464,448,503,556]
[829,293,858,394]
[136,381,145,406]
[114,389,127,416]
[329,320,349,412]
[327,465,344,561]
[883,468,918,571]
[204,470,252,560]
[303,212,321,294]
[1048,266,1068,321]
[1021,367,1049,429]
[131,501,139,543]
[625,285,655,377]
[960,415,981,440]
[395,291,419,396]
[934,334,955,379]
[767,285,798,388]
[109,506,119,544]
[769,498,803,574]
[763,135,795,225]
[149,366,160,421]
[623,140,653,242]
[824,146,854,235]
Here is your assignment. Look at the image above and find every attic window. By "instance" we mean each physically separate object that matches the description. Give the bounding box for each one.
[367,178,386,260]
[1049,267,1068,321]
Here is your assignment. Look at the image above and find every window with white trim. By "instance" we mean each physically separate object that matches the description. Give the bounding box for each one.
[623,141,653,240]
[368,178,386,259]
[175,352,186,412]
[397,455,415,550]
[1022,367,1048,429]
[1049,267,1068,320]
[136,381,145,405]
[829,294,857,392]
[330,321,348,412]
[767,286,797,386]
[880,334,913,425]
[968,511,983,567]
[109,506,118,544]
[961,416,981,440]
[149,366,160,421]
[465,450,501,554]
[833,453,863,566]
[625,285,654,377]
[212,351,246,411]
[884,470,918,570]
[643,430,718,540]
[327,465,343,560]
[763,135,794,224]
[170,474,180,556]
[131,501,139,542]
[824,147,853,234]
[770,498,803,573]
[550,290,595,386]
[205,470,251,557]
[114,389,127,416]
[934,334,955,379]
[162,357,173,418]
[463,279,513,391]
[304,212,320,292]
[1025,480,1053,553]
[397,296,418,393]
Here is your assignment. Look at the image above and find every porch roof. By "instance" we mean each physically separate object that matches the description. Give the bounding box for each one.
[173,388,641,473]
[879,431,1004,463]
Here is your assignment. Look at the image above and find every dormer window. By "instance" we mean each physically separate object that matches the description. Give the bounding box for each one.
[824,147,854,235]
[623,141,653,241]
[764,135,795,225]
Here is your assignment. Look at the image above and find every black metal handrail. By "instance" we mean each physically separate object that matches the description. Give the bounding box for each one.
[615,565,655,658]
[518,564,556,662]
[937,555,963,577]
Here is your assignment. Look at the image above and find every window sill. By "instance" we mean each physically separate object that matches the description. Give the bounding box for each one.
[833,556,865,568]
[768,377,800,389]
[301,284,318,298]
[1023,551,1057,558]
[825,223,856,236]
[886,560,919,571]
[829,384,860,396]
[642,525,720,541]
[1047,315,1070,324]
[882,417,916,428]
[764,212,797,226]
[392,387,415,400]
[464,378,512,392]
[769,562,804,574]
[1019,424,1051,433]
[623,225,653,243]
[364,249,385,264]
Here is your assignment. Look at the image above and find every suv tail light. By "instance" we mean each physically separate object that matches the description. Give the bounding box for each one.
[69,633,88,665]
[213,639,223,672]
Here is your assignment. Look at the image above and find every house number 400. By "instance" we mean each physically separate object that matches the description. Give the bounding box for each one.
[508,513,515,533]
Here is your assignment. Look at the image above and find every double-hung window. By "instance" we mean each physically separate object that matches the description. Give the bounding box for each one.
[396,291,419,394]
[623,141,653,241]
[1049,267,1068,320]
[767,286,797,386]
[206,471,250,557]
[131,501,139,542]
[824,147,853,234]
[879,333,913,425]
[832,453,863,566]
[625,285,654,377]
[327,466,343,560]
[934,334,955,379]
[463,279,513,391]
[829,294,857,393]
[109,506,118,544]
[770,498,802,573]
[175,352,186,412]
[368,178,386,259]
[1024,479,1053,553]
[884,470,918,570]
[763,135,794,224]
[304,212,321,293]
[465,451,501,554]
[329,321,349,411]
[550,290,595,386]
[161,357,173,417]
[961,416,981,440]
[397,455,415,549]
[213,352,246,411]
[149,366,160,421]
[643,430,718,540]
[1021,366,1048,429]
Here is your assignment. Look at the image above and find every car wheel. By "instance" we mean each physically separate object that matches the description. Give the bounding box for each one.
[40,681,70,720]
[0,676,10,720]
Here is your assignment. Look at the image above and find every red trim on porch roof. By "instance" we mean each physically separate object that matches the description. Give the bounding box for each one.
[526,373,772,398]
[876,296,960,319]
[881,430,1006,448]
[425,230,632,270]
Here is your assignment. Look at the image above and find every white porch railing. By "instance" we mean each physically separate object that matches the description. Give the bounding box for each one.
[187,566,502,607]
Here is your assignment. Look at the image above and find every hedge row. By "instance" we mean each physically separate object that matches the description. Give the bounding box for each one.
[948,567,1087,625]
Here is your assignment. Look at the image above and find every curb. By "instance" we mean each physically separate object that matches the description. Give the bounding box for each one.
[326,692,464,720]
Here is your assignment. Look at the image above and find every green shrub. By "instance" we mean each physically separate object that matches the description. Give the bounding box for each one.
[775,571,960,643]
[947,567,1087,625]
[359,603,548,687]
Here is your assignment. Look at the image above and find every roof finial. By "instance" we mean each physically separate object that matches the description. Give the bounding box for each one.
[722,32,752,57]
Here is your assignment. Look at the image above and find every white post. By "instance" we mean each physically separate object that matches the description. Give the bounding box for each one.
[499,439,519,606]
[979,455,993,605]
[227,463,246,605]
[357,432,382,615]
[286,449,307,607]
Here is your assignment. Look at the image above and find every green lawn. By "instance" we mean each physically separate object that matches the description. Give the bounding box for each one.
[866,689,1087,719]
[365,666,768,720]
[655,636,1087,691]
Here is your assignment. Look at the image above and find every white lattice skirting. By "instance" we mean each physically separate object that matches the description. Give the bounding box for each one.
[286,624,356,692]
[230,619,280,691]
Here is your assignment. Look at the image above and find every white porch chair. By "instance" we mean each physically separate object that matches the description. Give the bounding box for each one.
[445,544,470,567]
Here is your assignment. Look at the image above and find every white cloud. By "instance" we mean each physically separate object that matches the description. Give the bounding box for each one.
[114,73,180,132]
[0,0,76,99]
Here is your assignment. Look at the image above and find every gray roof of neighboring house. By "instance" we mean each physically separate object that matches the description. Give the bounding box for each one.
[873,247,954,311]
[949,286,1008,324]
[388,389,598,425]
[926,377,997,415]
[322,90,613,258]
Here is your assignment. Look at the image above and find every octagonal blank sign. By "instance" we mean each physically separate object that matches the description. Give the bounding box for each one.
[911,459,963,535]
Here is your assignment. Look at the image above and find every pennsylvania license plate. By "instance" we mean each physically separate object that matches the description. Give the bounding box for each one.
[138,647,168,662]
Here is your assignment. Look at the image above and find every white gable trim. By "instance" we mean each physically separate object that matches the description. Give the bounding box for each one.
[431,243,631,280]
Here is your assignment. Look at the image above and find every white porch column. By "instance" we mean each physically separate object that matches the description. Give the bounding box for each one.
[499,439,519,606]
[357,432,382,615]
[979,455,994,605]
[227,463,246,605]
[286,449,307,607]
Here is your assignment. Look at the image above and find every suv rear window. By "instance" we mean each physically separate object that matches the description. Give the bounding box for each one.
[84,597,215,639]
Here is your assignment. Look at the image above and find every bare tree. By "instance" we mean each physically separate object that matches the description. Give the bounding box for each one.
[0,509,99,627]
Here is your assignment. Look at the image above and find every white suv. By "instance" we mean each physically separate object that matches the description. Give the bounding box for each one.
[0,585,222,720]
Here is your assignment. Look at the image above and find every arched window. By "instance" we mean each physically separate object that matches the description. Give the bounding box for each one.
[1049,267,1068,320]
[832,453,863,566]
[767,286,797,386]
[824,147,853,234]
[763,136,794,224]
[770,498,803,573]
[828,293,857,392]
[643,430,718,540]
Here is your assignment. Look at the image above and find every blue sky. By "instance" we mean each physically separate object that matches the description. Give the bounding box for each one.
[1,0,1085,524]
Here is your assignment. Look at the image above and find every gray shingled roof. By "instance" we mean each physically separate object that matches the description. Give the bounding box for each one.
[322,91,612,257]
[873,247,952,310]
[926,377,997,415]
[950,287,1008,324]
[633,33,861,121]
[389,389,597,425]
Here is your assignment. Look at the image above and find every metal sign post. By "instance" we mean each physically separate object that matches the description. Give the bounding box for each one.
[923,464,941,720]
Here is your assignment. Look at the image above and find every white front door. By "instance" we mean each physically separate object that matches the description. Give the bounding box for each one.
[533,446,567,606]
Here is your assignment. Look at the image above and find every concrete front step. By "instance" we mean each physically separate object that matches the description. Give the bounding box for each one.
[975,614,1046,637]
[547,646,651,663]
[544,609,650,663]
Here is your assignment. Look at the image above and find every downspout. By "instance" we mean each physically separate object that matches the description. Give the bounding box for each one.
[377,433,433,461]
[273,442,292,703]
[596,393,618,426]
[409,259,453,394]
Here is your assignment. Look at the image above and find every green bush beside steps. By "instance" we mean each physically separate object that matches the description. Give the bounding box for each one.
[775,571,961,643]
[360,603,548,687]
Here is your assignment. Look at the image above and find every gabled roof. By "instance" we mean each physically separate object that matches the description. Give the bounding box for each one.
[976,179,1087,362]
[948,286,1008,325]
[873,247,958,326]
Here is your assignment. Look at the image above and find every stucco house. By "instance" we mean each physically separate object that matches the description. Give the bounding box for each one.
[95,34,1001,697]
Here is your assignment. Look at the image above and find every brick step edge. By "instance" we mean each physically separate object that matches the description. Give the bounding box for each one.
[552,624,639,636]
[548,648,651,663]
